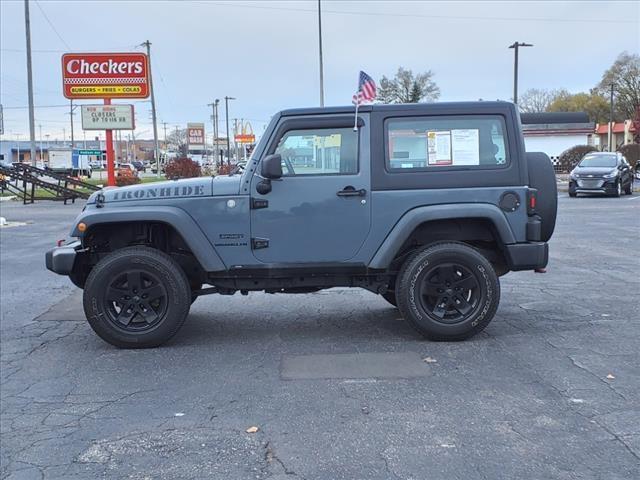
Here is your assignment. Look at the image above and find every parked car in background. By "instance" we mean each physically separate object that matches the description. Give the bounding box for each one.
[569,152,634,197]
[131,160,146,173]
[117,163,138,175]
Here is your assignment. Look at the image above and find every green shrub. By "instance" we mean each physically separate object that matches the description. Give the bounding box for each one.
[558,145,597,172]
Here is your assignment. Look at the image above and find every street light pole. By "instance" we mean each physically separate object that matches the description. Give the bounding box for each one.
[318,0,324,107]
[224,96,235,167]
[508,41,533,105]
[141,40,160,177]
[23,0,37,166]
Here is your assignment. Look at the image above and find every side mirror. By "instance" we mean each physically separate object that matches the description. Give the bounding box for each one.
[261,154,283,179]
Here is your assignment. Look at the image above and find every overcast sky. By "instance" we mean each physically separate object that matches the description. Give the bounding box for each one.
[1,0,638,142]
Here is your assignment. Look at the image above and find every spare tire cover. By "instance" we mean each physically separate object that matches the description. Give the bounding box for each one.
[526,152,557,242]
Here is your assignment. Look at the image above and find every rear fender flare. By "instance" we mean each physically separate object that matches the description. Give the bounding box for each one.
[368,203,516,269]
[71,206,226,272]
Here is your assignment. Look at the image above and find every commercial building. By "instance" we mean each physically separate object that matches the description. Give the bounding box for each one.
[593,120,637,150]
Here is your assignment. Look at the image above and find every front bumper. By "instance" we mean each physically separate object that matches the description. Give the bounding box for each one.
[45,240,81,275]
[569,178,618,195]
[505,242,548,271]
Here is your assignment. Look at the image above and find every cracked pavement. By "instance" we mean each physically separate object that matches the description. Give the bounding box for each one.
[1,195,639,479]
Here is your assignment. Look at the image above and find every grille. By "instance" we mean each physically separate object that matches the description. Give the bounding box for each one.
[577,179,603,189]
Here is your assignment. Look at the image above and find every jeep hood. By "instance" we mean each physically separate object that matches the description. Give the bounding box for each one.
[88,175,242,204]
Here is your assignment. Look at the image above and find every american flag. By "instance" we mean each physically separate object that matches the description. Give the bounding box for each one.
[352,71,377,105]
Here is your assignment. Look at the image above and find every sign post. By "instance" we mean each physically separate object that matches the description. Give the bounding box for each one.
[61,52,149,186]
[104,99,116,186]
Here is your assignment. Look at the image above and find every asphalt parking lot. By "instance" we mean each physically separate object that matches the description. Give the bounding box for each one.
[1,194,639,480]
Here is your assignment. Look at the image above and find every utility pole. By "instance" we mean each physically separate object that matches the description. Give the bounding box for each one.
[317,0,324,107]
[608,83,615,152]
[224,96,235,167]
[16,133,21,163]
[233,118,242,162]
[131,129,137,162]
[508,41,533,105]
[214,99,220,165]
[207,101,217,162]
[142,40,160,177]
[24,0,37,166]
[38,124,42,161]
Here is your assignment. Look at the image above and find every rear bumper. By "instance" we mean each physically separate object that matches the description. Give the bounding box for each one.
[45,240,81,275]
[505,242,548,271]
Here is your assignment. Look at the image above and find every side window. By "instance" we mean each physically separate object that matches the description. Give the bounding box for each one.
[386,116,509,171]
[274,127,358,176]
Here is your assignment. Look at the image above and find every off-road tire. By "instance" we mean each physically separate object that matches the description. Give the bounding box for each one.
[526,152,557,241]
[83,246,191,348]
[396,242,500,341]
[381,291,397,307]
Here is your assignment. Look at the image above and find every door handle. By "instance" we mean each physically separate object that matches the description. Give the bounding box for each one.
[337,186,366,197]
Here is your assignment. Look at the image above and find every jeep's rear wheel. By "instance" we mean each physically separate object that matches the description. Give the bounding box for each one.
[396,242,500,341]
[83,246,191,348]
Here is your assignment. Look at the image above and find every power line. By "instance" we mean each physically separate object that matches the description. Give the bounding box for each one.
[1,45,142,53]
[3,101,152,109]
[33,0,71,50]
[205,1,638,24]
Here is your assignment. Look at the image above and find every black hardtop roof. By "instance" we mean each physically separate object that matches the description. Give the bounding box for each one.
[279,101,513,117]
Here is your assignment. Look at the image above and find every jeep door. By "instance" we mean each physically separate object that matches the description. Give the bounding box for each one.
[250,115,371,264]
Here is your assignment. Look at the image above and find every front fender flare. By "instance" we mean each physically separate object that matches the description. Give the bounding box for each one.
[71,206,226,272]
[368,203,516,269]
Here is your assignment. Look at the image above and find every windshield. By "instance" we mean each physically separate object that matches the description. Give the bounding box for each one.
[579,154,616,168]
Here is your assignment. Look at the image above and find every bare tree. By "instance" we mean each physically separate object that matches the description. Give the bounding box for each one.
[597,51,640,121]
[167,128,188,156]
[377,67,440,104]
[518,88,566,113]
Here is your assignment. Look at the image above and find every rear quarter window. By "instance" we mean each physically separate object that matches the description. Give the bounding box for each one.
[385,116,509,172]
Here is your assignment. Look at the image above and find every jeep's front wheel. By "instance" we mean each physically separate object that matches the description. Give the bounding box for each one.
[83,246,191,348]
[396,242,500,341]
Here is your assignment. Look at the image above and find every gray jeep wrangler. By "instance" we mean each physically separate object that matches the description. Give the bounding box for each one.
[46,102,557,348]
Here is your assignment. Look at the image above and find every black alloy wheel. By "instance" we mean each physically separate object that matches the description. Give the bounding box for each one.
[104,270,168,332]
[396,242,500,341]
[83,246,191,348]
[418,263,481,325]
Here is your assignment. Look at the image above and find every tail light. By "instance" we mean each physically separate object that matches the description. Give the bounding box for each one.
[527,188,538,215]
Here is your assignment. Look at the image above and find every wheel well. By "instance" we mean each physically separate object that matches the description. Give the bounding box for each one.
[76,222,206,287]
[391,218,508,275]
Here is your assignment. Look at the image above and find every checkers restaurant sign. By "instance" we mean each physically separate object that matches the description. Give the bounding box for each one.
[61,53,149,99]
